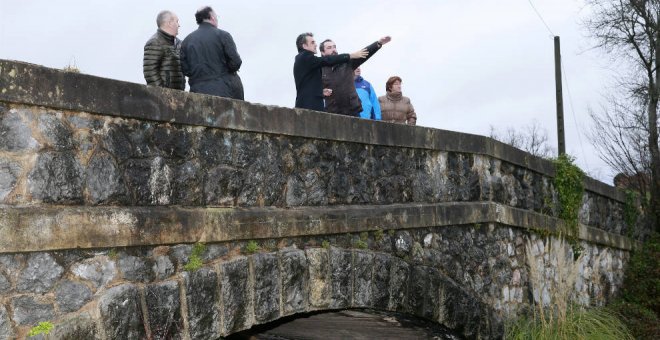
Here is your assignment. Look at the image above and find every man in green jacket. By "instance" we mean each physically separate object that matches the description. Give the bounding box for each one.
[143,10,185,90]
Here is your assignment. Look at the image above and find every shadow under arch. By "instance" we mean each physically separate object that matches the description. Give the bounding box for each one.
[226,308,464,339]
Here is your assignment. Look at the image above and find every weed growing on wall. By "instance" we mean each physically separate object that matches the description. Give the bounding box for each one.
[353,239,368,250]
[244,240,260,254]
[373,229,384,241]
[183,243,206,272]
[553,155,585,257]
[552,154,584,236]
[28,322,54,337]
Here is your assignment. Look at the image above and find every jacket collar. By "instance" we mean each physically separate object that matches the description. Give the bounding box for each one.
[157,29,175,43]
[386,91,403,101]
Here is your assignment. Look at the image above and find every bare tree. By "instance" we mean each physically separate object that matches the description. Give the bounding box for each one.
[489,120,555,159]
[589,95,652,198]
[585,0,660,231]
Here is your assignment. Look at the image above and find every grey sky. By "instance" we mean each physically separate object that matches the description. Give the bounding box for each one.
[0,1,621,182]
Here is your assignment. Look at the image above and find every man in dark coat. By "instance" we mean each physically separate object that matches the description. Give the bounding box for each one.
[320,36,391,116]
[143,10,185,90]
[180,6,244,100]
[293,32,368,111]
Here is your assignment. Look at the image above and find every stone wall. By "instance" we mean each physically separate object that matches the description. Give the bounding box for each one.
[0,104,630,236]
[0,223,630,339]
[0,59,639,339]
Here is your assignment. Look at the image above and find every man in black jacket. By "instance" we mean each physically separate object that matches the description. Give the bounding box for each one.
[320,36,391,116]
[294,33,368,111]
[143,10,185,90]
[181,6,244,100]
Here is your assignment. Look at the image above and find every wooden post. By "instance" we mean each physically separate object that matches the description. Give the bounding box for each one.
[554,36,566,156]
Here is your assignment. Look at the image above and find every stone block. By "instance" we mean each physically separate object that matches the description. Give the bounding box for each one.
[85,151,127,204]
[172,160,203,205]
[220,257,251,335]
[48,313,97,339]
[37,113,74,150]
[0,305,12,340]
[55,280,92,313]
[0,108,38,152]
[394,231,413,257]
[371,253,391,310]
[152,255,174,281]
[71,256,117,288]
[11,295,54,326]
[388,257,410,312]
[408,265,428,317]
[27,151,83,203]
[0,157,21,202]
[98,284,146,340]
[0,270,10,292]
[426,267,442,321]
[183,268,220,340]
[305,248,331,308]
[330,248,352,309]
[17,253,64,293]
[280,249,307,315]
[252,252,280,322]
[118,254,154,282]
[145,280,183,340]
[152,125,193,159]
[353,251,374,307]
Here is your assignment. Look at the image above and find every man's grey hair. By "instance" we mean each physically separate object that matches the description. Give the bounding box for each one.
[156,10,173,28]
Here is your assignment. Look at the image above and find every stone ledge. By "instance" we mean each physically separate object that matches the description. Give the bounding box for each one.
[0,59,623,202]
[0,202,632,254]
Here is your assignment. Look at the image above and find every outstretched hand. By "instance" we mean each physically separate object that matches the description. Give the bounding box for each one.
[379,36,392,45]
[350,48,369,59]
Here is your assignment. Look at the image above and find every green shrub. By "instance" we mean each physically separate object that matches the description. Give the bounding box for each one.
[552,154,584,236]
[508,237,633,339]
[321,240,330,249]
[245,240,260,254]
[359,231,369,241]
[183,242,206,272]
[621,233,659,313]
[506,306,633,340]
[609,301,659,339]
[374,229,384,241]
[28,322,54,337]
[607,233,660,339]
[354,239,368,250]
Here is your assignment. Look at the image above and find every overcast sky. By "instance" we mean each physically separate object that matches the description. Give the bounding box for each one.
[0,1,624,183]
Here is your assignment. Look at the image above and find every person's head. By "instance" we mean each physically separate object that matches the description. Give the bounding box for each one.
[386,76,402,93]
[195,6,217,27]
[354,67,361,80]
[319,39,337,56]
[296,32,316,53]
[156,10,180,36]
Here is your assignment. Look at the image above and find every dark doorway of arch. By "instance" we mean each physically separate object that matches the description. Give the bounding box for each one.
[227,309,463,339]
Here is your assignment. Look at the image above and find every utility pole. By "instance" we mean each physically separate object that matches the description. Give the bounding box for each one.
[554,36,566,156]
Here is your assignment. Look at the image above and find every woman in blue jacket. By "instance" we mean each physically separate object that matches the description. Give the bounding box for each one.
[354,67,381,120]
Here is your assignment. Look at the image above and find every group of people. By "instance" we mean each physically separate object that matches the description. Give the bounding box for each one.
[143,7,416,126]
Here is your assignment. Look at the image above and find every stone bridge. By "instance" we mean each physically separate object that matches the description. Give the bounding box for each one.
[0,59,638,339]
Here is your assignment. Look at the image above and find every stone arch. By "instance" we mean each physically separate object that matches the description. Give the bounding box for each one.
[92,247,503,339]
